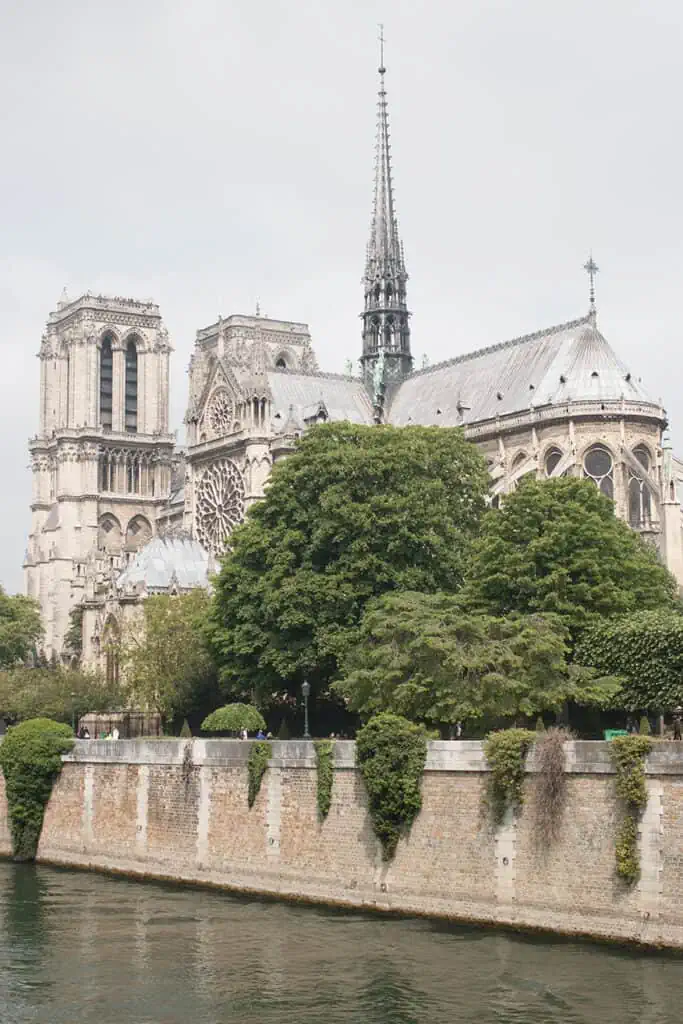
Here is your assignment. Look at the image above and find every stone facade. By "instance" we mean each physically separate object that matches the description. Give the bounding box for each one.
[24,294,175,659]
[3,739,683,948]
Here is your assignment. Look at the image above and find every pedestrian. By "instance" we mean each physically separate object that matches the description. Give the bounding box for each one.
[83,727,90,739]
[255,728,265,739]
[112,726,120,741]
[674,709,682,741]
[266,731,273,740]
[240,728,248,740]
[77,725,86,739]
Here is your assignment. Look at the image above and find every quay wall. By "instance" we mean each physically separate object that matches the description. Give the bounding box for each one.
[3,739,683,948]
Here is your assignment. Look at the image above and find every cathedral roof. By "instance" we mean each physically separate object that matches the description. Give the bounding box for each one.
[387,315,662,427]
[268,371,373,426]
[116,536,211,594]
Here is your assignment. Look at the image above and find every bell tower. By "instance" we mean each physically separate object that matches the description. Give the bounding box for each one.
[360,35,413,393]
[25,293,175,659]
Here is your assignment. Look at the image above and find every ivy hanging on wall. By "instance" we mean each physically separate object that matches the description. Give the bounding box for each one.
[484,728,536,825]
[247,741,272,808]
[0,718,74,862]
[314,739,334,820]
[532,727,568,846]
[356,712,427,861]
[608,734,652,884]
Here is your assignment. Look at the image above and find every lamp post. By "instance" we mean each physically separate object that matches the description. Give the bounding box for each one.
[301,680,311,740]
[71,692,76,735]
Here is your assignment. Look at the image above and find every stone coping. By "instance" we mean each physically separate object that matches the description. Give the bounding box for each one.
[61,738,683,775]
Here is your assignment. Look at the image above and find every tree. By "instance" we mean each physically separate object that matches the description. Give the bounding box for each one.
[0,666,120,725]
[334,591,619,727]
[0,588,43,667]
[201,703,266,734]
[121,590,218,724]
[461,477,677,634]
[209,423,489,702]
[575,609,683,711]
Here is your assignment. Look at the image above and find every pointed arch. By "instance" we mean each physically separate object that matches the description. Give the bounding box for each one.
[125,514,152,551]
[125,335,140,433]
[99,332,115,429]
[102,615,120,686]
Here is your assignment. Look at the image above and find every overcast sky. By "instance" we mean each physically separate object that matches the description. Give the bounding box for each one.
[2,0,682,593]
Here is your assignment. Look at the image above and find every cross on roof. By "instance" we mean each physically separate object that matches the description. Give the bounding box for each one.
[583,254,599,315]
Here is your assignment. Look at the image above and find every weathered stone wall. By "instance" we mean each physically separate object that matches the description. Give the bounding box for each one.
[5,739,683,947]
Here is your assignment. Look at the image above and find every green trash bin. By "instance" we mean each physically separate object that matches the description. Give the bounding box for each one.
[604,729,629,740]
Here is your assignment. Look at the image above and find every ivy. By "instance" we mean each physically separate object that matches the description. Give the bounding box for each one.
[608,734,652,884]
[0,718,74,861]
[356,712,427,861]
[247,740,271,807]
[532,728,568,846]
[484,728,536,825]
[575,610,683,710]
[314,739,334,820]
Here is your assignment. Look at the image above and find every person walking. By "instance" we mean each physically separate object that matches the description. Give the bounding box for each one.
[673,709,682,741]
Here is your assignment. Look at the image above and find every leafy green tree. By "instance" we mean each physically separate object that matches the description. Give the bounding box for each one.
[575,609,683,710]
[0,666,120,725]
[209,423,489,702]
[335,591,619,727]
[121,590,217,724]
[201,703,266,734]
[462,477,677,633]
[0,588,43,667]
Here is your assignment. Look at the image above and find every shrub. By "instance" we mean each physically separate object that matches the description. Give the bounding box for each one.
[179,719,192,739]
[201,703,266,735]
[247,741,272,807]
[608,734,652,883]
[0,718,74,861]
[533,728,568,846]
[484,728,536,825]
[356,712,427,861]
[314,739,334,819]
[639,716,651,736]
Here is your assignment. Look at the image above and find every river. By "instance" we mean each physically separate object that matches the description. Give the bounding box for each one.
[1,861,682,1023]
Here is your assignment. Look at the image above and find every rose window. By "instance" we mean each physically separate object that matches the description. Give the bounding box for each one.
[208,389,233,437]
[195,459,245,554]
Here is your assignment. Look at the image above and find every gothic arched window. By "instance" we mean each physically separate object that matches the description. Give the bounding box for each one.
[98,514,121,552]
[125,515,152,550]
[100,334,114,429]
[583,445,614,499]
[125,338,138,433]
[544,447,563,477]
[628,445,652,527]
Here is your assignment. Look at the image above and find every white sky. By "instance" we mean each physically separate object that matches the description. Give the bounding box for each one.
[2,0,682,593]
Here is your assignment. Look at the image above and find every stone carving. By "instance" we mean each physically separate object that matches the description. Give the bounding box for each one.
[208,389,233,437]
[195,459,245,554]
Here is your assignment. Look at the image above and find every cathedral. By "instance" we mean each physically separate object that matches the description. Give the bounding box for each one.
[24,57,683,669]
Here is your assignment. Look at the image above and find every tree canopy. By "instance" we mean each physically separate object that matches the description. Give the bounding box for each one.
[0,666,121,725]
[575,609,683,711]
[121,589,218,724]
[208,423,489,701]
[201,703,266,734]
[461,477,677,633]
[334,591,619,727]
[0,588,43,667]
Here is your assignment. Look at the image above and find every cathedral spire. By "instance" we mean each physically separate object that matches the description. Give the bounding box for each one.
[360,30,412,392]
[584,252,599,323]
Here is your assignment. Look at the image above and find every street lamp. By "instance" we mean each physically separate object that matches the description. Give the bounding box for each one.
[71,692,76,734]
[301,680,311,740]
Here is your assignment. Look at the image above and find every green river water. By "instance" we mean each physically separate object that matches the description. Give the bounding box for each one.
[1,860,682,1023]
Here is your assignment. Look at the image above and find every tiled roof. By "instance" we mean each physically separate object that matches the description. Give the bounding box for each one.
[388,317,659,427]
[116,536,210,594]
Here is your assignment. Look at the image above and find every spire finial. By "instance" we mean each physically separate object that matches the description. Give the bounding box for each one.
[583,252,599,320]
[378,23,386,75]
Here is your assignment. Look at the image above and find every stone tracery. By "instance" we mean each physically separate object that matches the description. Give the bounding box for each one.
[195,458,245,554]
[208,388,234,437]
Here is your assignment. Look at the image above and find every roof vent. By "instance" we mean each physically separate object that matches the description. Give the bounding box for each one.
[529,384,535,391]
[560,374,567,384]
[625,372,631,383]
[496,392,503,401]
[436,408,442,415]
[591,371,599,378]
